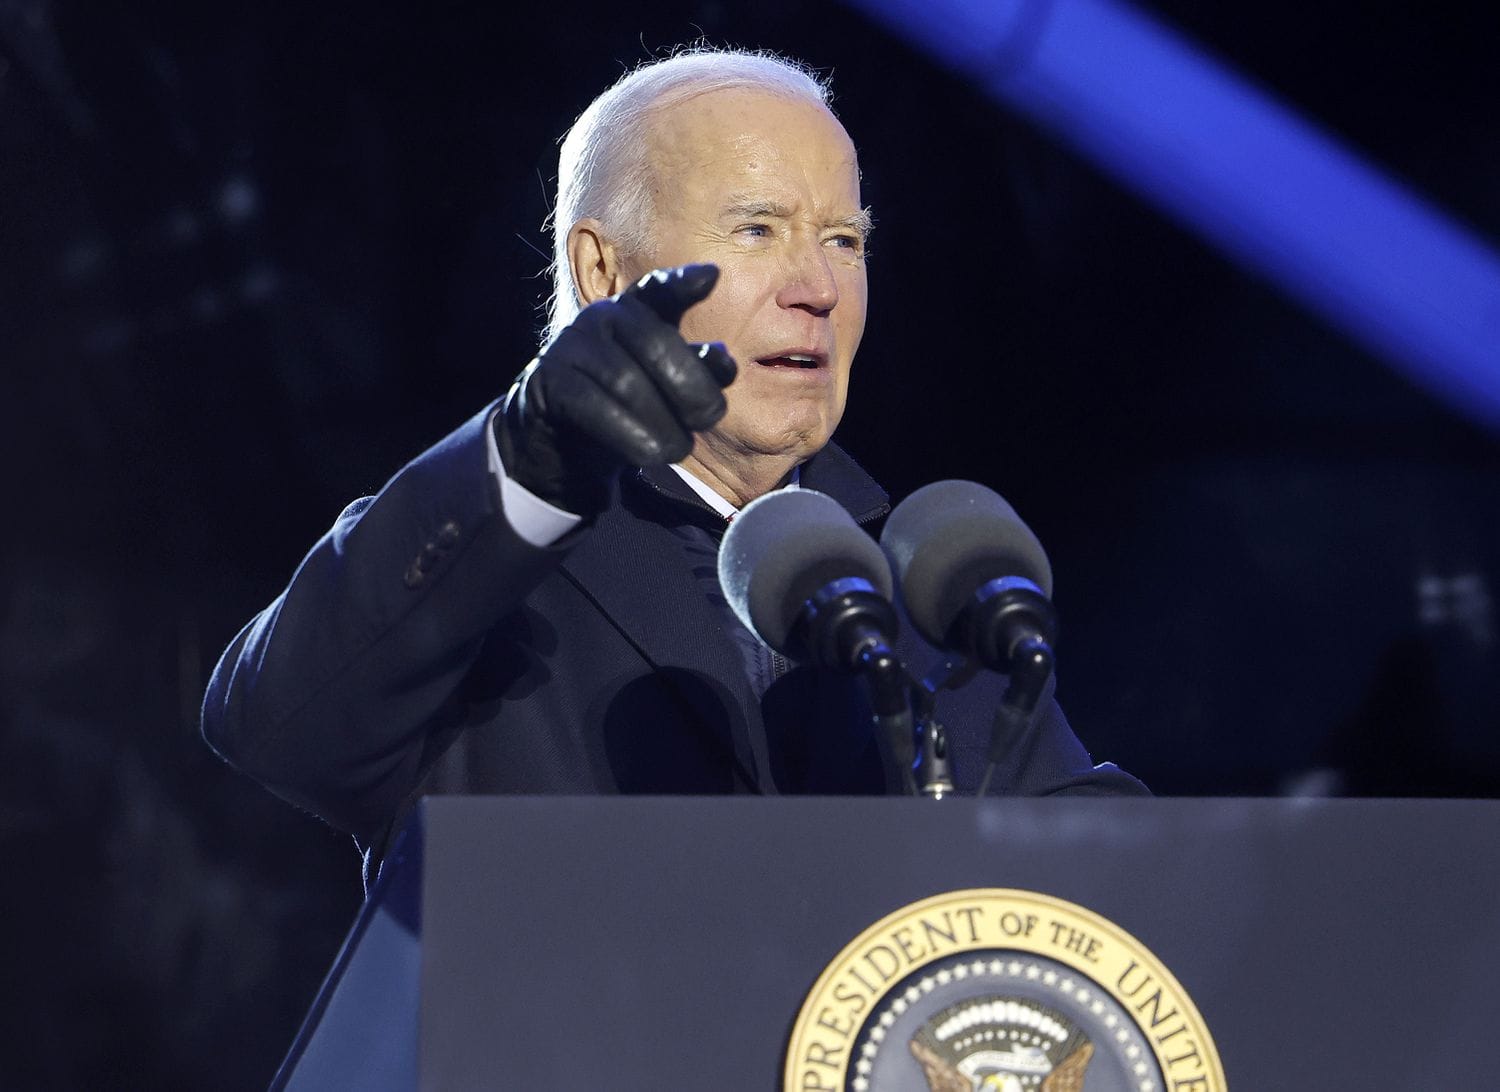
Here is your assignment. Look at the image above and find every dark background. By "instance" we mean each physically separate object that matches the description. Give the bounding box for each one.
[3,1,1497,1087]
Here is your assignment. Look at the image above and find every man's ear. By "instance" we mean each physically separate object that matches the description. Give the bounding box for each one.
[567,219,635,305]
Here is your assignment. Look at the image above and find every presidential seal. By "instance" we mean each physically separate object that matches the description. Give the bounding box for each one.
[785,889,1224,1092]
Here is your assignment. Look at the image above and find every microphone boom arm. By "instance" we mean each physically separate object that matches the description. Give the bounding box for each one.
[977,632,1056,797]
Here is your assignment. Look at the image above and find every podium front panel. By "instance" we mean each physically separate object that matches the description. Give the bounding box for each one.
[403,797,1500,1088]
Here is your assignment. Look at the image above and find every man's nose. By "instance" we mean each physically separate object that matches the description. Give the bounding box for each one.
[775,239,840,315]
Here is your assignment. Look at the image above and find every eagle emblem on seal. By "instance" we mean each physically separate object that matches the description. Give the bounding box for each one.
[908,996,1095,1092]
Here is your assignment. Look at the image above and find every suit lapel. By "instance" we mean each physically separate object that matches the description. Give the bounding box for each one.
[557,475,773,792]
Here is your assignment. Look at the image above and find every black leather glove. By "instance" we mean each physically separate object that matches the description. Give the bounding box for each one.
[495,263,737,516]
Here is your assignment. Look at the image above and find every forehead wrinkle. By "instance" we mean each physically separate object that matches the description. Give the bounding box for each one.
[720,196,793,219]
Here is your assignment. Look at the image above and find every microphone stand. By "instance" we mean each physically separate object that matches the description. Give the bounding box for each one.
[914,713,954,799]
[912,655,978,798]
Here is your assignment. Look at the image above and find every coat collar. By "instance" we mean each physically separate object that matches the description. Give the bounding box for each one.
[629,442,891,528]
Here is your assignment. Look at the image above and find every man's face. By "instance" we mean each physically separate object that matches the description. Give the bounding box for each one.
[621,88,869,474]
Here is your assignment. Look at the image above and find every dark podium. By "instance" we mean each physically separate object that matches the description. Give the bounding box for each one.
[274,797,1500,1089]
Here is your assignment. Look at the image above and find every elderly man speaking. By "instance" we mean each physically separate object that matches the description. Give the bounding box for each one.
[202,48,1145,885]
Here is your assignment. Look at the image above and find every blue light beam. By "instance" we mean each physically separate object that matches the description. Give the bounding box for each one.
[850,0,1500,429]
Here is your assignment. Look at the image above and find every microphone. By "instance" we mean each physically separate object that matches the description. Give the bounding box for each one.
[880,479,1057,672]
[880,481,1059,794]
[718,489,916,792]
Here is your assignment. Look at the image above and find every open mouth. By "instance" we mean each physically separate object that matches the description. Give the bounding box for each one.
[756,354,823,369]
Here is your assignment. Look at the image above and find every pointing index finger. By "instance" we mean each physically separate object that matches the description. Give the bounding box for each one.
[624,263,720,328]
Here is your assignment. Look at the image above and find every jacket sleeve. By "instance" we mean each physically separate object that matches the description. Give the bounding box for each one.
[1027,698,1153,797]
[200,401,574,842]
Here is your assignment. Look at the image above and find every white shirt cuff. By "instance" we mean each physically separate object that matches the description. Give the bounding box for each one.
[486,408,583,547]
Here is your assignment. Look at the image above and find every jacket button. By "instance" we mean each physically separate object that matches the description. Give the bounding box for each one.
[404,521,461,588]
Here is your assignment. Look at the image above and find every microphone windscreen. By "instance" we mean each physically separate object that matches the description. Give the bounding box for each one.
[717,488,894,654]
[880,480,1053,647]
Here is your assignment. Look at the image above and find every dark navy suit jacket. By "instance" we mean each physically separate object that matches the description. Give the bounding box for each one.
[202,402,1146,879]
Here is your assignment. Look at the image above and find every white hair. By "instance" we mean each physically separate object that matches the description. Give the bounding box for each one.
[545,48,832,344]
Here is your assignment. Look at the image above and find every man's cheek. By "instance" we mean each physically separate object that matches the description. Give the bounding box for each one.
[677,304,728,349]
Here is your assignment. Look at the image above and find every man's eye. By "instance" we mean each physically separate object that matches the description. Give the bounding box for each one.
[737,223,772,238]
[827,233,865,253]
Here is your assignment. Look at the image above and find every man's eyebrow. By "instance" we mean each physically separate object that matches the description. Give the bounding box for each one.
[719,199,875,237]
[720,198,794,220]
[830,208,875,238]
